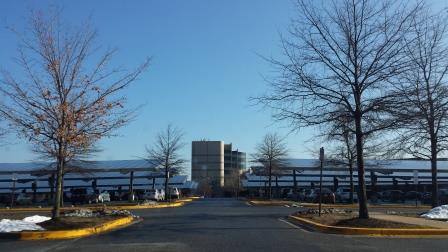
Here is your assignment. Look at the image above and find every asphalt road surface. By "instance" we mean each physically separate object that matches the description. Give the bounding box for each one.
[1,198,448,252]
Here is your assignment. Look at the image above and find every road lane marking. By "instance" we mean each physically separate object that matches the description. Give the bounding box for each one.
[278,218,310,233]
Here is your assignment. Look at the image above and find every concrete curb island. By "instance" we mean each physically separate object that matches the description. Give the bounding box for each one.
[0,197,198,240]
[248,200,431,209]
[288,215,448,236]
[0,215,139,240]
[0,198,195,213]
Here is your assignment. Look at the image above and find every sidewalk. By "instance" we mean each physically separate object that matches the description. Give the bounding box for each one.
[371,212,448,229]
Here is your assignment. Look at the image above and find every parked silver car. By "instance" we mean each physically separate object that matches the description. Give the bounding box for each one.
[335,187,358,203]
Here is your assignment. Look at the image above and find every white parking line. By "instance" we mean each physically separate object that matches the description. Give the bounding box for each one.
[278,218,310,233]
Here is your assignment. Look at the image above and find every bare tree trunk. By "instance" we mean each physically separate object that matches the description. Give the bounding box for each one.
[276,175,279,198]
[50,173,54,202]
[355,112,369,219]
[349,161,354,204]
[165,167,169,202]
[60,174,64,208]
[268,161,272,200]
[52,157,64,219]
[431,136,439,207]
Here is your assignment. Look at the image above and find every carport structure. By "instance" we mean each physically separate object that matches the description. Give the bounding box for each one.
[0,159,195,197]
[244,159,448,193]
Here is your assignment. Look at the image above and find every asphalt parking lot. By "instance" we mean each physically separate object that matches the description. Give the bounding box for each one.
[1,198,448,252]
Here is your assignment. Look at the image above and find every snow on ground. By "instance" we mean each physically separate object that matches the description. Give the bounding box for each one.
[421,205,448,219]
[22,215,51,223]
[0,215,50,232]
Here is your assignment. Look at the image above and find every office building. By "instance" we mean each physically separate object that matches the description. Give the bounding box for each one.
[191,141,246,191]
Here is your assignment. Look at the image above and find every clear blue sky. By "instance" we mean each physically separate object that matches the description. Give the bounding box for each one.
[1,1,447,174]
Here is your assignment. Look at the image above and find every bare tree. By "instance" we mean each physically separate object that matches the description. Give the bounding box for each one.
[0,11,150,218]
[252,133,288,200]
[147,124,186,201]
[224,169,243,198]
[197,177,213,198]
[254,0,420,218]
[390,8,448,207]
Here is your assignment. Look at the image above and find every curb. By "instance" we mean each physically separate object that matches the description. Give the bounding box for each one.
[0,215,138,240]
[177,198,193,203]
[248,200,430,209]
[288,215,448,236]
[0,201,186,213]
[115,202,185,210]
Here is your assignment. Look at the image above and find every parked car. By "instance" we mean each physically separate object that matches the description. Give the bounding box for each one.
[303,189,313,202]
[335,187,358,203]
[158,189,165,201]
[97,190,111,203]
[284,188,306,201]
[142,189,160,201]
[421,190,448,205]
[439,189,448,204]
[169,187,180,199]
[381,190,405,203]
[0,194,12,205]
[296,189,308,201]
[70,188,97,204]
[122,191,139,201]
[367,190,381,203]
[16,193,32,205]
[284,188,296,199]
[308,188,336,204]
[404,191,422,201]
[422,192,432,204]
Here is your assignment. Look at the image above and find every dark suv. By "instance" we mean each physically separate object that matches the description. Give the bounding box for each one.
[381,190,405,203]
[309,188,336,204]
[70,188,97,204]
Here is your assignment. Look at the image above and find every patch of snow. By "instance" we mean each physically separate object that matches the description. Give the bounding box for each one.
[421,205,448,219]
[0,219,45,232]
[0,215,50,232]
[22,215,51,223]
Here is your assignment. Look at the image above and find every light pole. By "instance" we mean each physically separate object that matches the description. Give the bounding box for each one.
[10,173,17,208]
[319,147,324,217]
[236,149,240,199]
